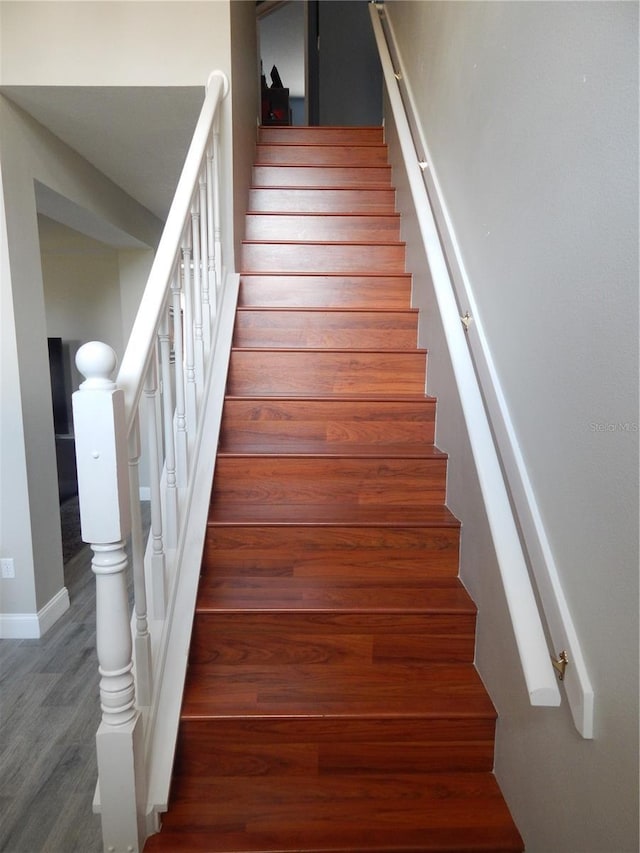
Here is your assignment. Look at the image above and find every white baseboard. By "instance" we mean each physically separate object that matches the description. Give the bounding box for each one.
[0,586,70,638]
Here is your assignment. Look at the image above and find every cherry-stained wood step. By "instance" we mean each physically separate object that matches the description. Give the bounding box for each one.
[204,517,461,579]
[220,396,436,446]
[180,661,495,719]
[253,165,392,188]
[241,241,406,274]
[145,772,523,853]
[238,274,413,309]
[255,144,389,167]
[190,608,476,667]
[258,125,385,145]
[190,576,477,666]
[244,213,401,242]
[226,350,427,395]
[174,716,496,777]
[233,309,417,349]
[212,453,447,507]
[248,186,397,213]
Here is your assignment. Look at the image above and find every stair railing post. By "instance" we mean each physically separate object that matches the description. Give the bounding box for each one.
[127,414,153,707]
[157,310,178,547]
[190,197,205,385]
[212,120,223,291]
[72,341,147,853]
[198,172,212,353]
[181,234,198,435]
[171,261,189,487]
[144,355,167,619]
[206,142,217,320]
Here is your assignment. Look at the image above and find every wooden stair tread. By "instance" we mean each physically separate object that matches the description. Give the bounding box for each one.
[216,441,445,458]
[247,187,398,214]
[235,306,417,314]
[208,503,460,527]
[231,346,426,354]
[146,772,522,851]
[224,393,433,402]
[196,577,475,614]
[180,662,496,720]
[238,274,413,310]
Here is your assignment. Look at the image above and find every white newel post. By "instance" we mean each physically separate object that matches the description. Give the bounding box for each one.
[72,342,147,853]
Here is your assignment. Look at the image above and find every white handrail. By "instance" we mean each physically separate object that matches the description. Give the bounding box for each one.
[117,70,229,426]
[369,4,562,711]
[72,69,239,852]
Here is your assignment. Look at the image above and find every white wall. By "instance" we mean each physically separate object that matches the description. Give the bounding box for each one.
[0,1,231,86]
[384,2,638,851]
[40,216,125,362]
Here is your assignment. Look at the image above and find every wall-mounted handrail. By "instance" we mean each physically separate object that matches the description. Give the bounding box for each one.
[72,69,239,852]
[369,3,569,717]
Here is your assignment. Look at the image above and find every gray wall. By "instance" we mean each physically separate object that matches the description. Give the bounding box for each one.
[231,0,259,259]
[0,97,162,629]
[384,2,638,851]
[319,0,382,126]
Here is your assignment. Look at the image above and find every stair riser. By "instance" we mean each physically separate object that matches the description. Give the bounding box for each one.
[256,145,389,167]
[220,399,436,446]
[253,165,392,188]
[249,187,397,213]
[226,351,427,395]
[213,457,447,507]
[258,127,384,145]
[244,214,401,242]
[174,719,495,777]
[190,616,475,666]
[239,275,412,309]
[233,310,417,350]
[203,526,460,579]
[241,242,405,274]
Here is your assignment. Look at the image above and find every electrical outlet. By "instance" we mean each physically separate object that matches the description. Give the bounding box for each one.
[1,558,15,579]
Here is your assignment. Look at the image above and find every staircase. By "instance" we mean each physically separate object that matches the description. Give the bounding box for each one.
[144,126,524,852]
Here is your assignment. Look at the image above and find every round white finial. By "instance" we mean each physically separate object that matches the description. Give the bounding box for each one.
[76,341,118,389]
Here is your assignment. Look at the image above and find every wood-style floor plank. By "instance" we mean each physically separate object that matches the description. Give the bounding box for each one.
[238,274,413,309]
[244,213,401,242]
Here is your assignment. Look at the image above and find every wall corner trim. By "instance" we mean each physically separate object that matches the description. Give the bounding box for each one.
[0,586,70,638]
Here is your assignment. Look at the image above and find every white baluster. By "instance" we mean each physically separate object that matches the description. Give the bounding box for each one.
[191,198,205,385]
[144,357,167,619]
[181,238,198,434]
[198,171,212,353]
[158,311,178,548]
[212,122,223,291]
[206,143,217,319]
[72,341,146,853]
[127,416,153,707]
[171,263,188,488]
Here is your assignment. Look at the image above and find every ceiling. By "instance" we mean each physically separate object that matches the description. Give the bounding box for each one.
[1,85,206,225]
